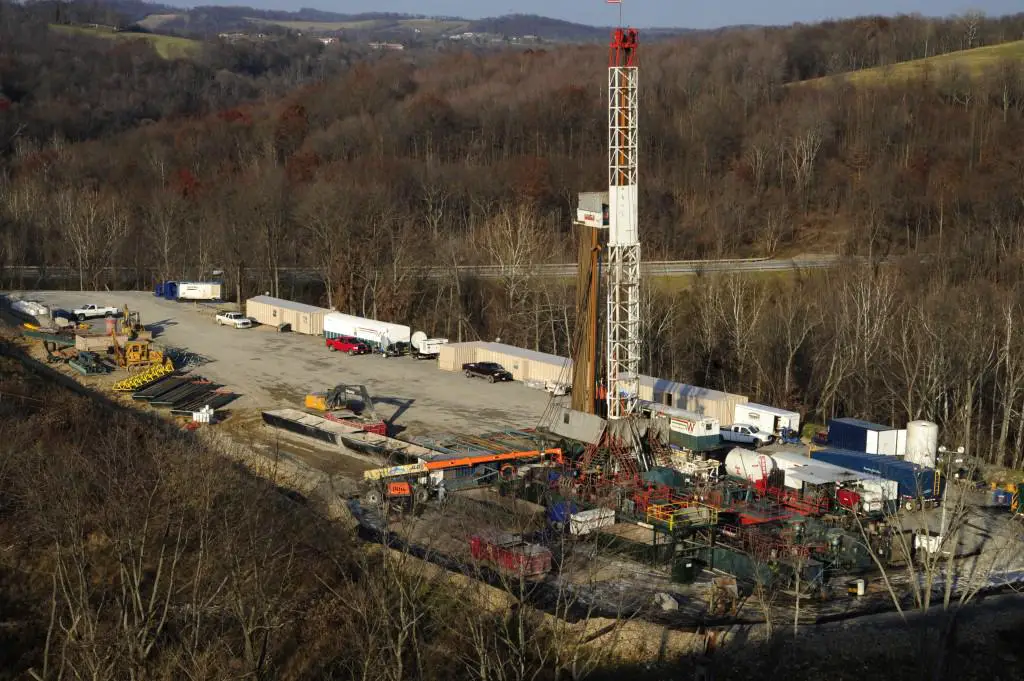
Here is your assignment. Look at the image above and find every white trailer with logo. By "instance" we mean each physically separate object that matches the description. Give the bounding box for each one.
[324,312,411,350]
[176,281,223,301]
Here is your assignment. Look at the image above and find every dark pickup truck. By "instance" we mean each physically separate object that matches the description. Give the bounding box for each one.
[462,361,513,383]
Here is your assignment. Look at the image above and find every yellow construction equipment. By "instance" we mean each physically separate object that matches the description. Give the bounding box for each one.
[111,330,171,372]
[116,304,149,340]
[304,384,378,417]
[304,392,329,411]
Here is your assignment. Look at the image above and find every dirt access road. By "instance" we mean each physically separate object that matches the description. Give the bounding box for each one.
[18,291,559,438]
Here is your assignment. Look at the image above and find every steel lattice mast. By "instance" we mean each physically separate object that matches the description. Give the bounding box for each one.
[605,27,641,419]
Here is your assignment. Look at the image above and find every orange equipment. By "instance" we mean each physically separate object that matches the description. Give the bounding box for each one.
[422,448,564,472]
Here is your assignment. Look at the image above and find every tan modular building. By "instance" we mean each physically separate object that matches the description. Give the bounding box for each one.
[438,341,572,384]
[438,341,486,372]
[475,343,571,383]
[640,375,748,425]
[245,296,331,336]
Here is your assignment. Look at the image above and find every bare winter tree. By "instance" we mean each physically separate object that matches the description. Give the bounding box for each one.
[786,113,825,198]
[718,273,769,394]
[296,180,350,310]
[479,204,551,342]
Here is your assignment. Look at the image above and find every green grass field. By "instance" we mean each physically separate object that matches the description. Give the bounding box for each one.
[49,24,201,59]
[136,14,183,31]
[244,17,468,35]
[397,18,470,32]
[245,18,382,31]
[802,39,1024,86]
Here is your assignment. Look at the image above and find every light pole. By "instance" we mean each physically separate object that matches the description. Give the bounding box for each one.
[936,445,965,546]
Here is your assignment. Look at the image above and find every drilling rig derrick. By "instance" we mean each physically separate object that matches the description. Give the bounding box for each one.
[605,27,641,420]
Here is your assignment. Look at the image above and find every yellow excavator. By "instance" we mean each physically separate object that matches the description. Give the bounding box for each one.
[116,304,149,340]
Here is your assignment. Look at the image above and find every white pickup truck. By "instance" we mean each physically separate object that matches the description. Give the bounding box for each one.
[72,304,120,321]
[721,424,773,448]
[215,311,252,329]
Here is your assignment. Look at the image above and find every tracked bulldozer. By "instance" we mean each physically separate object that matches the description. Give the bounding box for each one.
[111,330,171,372]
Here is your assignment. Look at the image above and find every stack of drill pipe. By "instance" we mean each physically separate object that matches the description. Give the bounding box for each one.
[132,375,188,401]
[150,379,212,407]
[168,384,218,409]
[170,389,236,415]
[170,383,227,409]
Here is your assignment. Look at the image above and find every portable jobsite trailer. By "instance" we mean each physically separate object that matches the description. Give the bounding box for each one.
[643,402,721,452]
[174,281,223,301]
[827,417,906,456]
[323,312,411,349]
[438,341,486,372]
[733,402,800,435]
[640,376,748,425]
[245,296,330,335]
[473,342,572,384]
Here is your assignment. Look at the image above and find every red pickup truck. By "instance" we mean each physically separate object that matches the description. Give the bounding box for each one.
[325,336,370,355]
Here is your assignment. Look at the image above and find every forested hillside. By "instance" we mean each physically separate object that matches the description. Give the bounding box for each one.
[0,10,364,145]
[3,6,1024,463]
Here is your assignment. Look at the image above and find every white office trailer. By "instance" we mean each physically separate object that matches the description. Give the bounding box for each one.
[733,402,800,435]
[176,282,223,301]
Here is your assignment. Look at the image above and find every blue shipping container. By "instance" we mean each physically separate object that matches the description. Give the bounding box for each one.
[548,501,579,526]
[827,417,891,452]
[811,448,942,500]
[992,489,1013,507]
[163,281,178,300]
[154,282,164,297]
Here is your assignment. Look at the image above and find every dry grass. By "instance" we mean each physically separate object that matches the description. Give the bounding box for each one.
[800,39,1024,86]
[49,23,200,59]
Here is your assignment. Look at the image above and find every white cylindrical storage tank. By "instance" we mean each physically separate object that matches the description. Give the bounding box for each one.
[905,420,938,467]
[724,448,776,483]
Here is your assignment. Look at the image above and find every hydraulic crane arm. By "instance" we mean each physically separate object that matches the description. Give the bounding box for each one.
[423,448,563,470]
